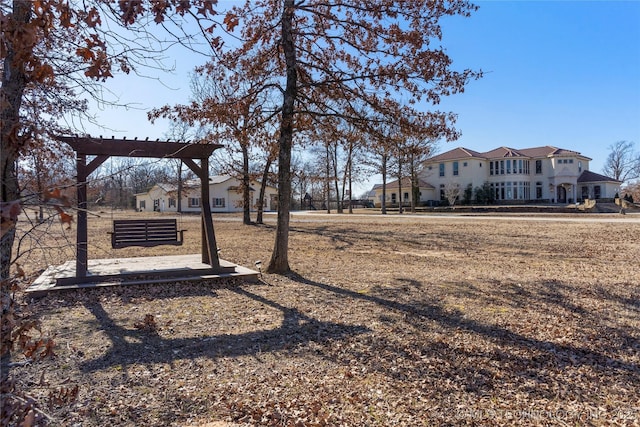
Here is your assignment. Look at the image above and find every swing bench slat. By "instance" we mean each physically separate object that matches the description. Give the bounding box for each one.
[109,219,184,249]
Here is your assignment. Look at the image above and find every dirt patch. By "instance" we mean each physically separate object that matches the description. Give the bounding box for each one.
[9,212,640,426]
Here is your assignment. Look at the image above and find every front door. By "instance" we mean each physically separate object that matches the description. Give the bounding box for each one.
[557,186,567,203]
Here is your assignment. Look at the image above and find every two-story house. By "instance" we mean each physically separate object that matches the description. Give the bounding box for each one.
[376,146,620,205]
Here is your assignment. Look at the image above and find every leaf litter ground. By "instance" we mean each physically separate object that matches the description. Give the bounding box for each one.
[11,211,640,426]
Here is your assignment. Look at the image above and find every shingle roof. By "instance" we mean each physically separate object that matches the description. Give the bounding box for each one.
[577,170,621,184]
[209,175,233,184]
[426,145,592,162]
[517,146,589,159]
[427,147,486,162]
[372,177,434,190]
[482,147,528,158]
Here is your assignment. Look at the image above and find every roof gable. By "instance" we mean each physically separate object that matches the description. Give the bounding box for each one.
[483,146,528,158]
[577,170,621,184]
[427,147,485,162]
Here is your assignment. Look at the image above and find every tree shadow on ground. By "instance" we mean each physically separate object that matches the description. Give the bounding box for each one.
[286,273,640,376]
[289,225,357,250]
[78,283,369,375]
[276,273,640,405]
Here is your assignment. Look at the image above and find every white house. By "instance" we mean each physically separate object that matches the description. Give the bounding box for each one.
[370,146,622,205]
[368,177,435,208]
[135,175,278,213]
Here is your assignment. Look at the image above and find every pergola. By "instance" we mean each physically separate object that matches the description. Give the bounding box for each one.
[54,135,234,286]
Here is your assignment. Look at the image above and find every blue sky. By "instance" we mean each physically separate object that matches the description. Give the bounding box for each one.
[81,1,640,192]
[437,1,640,173]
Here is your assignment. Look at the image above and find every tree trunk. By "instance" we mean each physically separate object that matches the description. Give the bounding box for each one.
[333,143,342,214]
[410,152,418,213]
[325,143,331,214]
[34,154,45,221]
[177,160,183,213]
[256,155,273,224]
[267,0,296,274]
[381,153,387,215]
[347,155,353,214]
[397,156,403,214]
[242,142,251,225]
[1,0,33,387]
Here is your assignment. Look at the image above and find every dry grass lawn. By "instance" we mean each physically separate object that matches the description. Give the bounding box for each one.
[9,210,640,426]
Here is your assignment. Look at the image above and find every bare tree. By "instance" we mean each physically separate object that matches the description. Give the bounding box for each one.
[444,182,461,209]
[255,142,278,224]
[602,141,640,183]
[405,138,435,212]
[164,120,206,212]
[209,0,482,272]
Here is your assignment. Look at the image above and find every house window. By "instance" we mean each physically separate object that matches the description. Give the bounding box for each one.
[569,159,573,164]
[524,160,529,174]
[440,184,445,200]
[536,182,543,199]
[578,161,582,173]
[594,186,601,199]
[169,198,176,208]
[463,162,468,167]
[581,186,589,199]
[506,160,511,174]
[403,192,409,201]
[139,200,146,210]
[213,197,225,207]
[518,159,523,174]
[535,160,542,174]
[188,197,201,208]
[500,160,505,175]
[453,162,459,176]
[439,163,445,177]
[490,162,494,175]
[391,193,397,203]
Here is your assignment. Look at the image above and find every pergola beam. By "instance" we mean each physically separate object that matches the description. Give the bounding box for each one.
[55,136,223,159]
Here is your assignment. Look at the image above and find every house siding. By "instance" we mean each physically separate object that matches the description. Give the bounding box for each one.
[135,176,277,213]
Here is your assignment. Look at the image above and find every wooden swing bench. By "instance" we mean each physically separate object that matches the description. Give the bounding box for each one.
[109,219,185,249]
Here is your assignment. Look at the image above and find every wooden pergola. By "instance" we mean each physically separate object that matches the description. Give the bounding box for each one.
[54,135,234,285]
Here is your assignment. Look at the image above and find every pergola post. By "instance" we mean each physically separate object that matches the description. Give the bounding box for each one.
[76,153,88,278]
[199,156,220,269]
[74,153,109,278]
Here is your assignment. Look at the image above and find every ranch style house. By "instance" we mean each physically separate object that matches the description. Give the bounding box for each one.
[135,175,277,213]
[370,146,622,207]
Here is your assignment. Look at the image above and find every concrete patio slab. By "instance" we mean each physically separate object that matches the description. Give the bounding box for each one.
[26,254,259,296]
